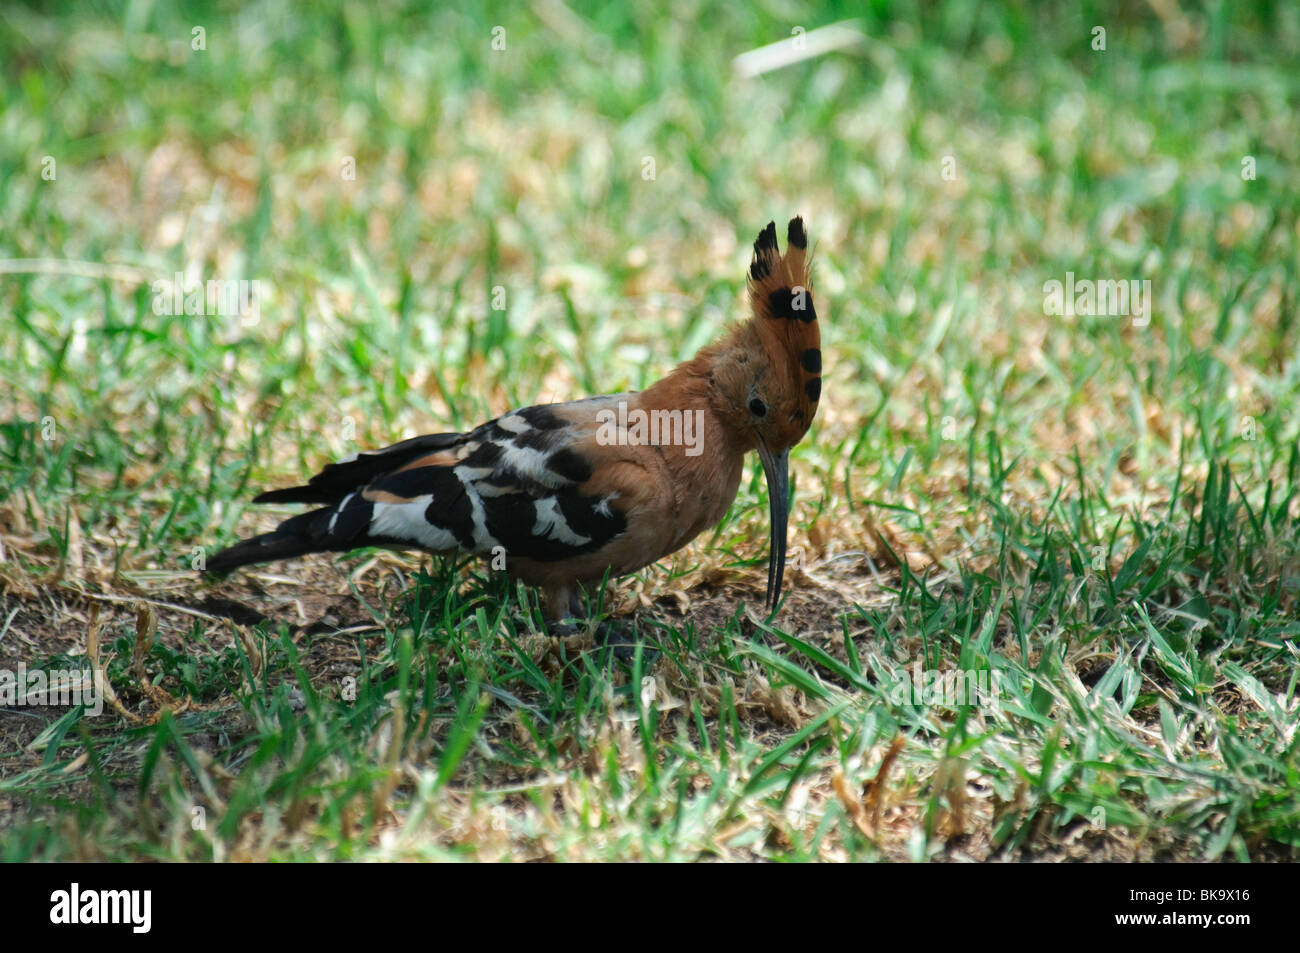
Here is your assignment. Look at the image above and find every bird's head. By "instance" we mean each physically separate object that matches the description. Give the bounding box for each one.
[711,217,822,611]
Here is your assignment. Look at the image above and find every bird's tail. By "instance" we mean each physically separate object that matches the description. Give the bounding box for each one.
[204,506,341,575]
[204,430,466,575]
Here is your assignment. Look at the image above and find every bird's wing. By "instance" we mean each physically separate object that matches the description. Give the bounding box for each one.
[280,395,657,562]
[252,431,466,505]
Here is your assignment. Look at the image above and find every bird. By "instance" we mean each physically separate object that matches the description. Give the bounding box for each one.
[205,217,822,640]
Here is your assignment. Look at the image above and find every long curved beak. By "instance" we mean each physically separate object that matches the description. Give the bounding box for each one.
[756,441,790,611]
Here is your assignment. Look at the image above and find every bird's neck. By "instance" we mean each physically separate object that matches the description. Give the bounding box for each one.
[637,339,752,461]
[629,347,749,543]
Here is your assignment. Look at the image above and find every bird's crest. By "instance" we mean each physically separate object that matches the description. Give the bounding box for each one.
[746,217,822,431]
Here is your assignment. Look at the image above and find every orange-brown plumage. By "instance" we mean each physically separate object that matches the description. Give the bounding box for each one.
[207,217,822,635]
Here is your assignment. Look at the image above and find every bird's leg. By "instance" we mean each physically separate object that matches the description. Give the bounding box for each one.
[556,589,616,643]
[538,585,581,640]
[539,584,598,641]
[574,590,660,667]
[543,585,654,665]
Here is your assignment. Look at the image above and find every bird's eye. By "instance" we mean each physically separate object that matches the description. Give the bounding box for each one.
[749,397,768,418]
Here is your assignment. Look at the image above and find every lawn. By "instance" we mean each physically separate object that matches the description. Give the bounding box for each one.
[1,0,1298,861]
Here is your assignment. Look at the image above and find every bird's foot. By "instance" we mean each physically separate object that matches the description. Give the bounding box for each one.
[593,618,658,668]
[547,595,657,667]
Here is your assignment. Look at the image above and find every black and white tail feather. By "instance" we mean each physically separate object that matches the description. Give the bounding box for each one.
[204,432,460,573]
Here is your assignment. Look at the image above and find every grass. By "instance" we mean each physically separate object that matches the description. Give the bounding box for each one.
[1,0,1299,861]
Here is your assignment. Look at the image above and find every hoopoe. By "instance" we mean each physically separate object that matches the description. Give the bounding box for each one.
[206,217,821,637]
